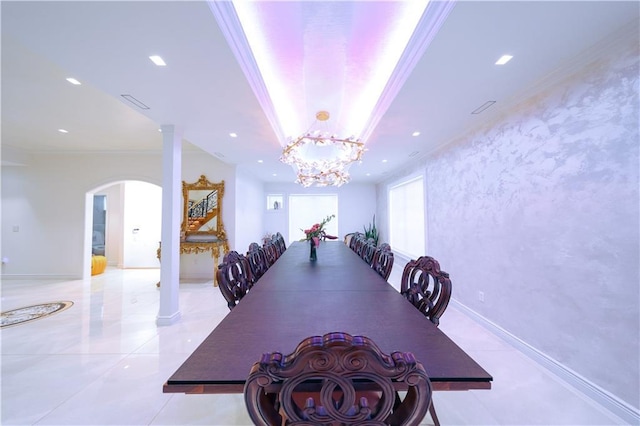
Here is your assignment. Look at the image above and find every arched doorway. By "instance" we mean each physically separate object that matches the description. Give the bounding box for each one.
[85,180,162,279]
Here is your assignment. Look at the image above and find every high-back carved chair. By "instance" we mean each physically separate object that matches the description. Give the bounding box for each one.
[263,240,279,267]
[247,242,269,284]
[274,232,287,256]
[343,232,353,247]
[400,256,452,327]
[349,232,363,252]
[372,243,394,281]
[361,239,377,265]
[216,251,253,310]
[353,234,367,257]
[399,256,450,426]
[244,332,432,426]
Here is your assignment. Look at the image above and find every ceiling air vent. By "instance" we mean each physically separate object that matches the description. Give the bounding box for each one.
[471,101,496,115]
[121,94,150,110]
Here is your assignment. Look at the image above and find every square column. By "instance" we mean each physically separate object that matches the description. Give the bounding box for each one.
[157,124,183,326]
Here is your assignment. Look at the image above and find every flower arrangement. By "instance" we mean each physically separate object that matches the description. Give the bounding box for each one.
[302,214,337,247]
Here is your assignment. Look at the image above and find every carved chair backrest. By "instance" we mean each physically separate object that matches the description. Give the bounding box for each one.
[247,242,269,284]
[263,241,279,267]
[361,240,377,265]
[216,251,253,310]
[244,332,432,426]
[349,232,363,251]
[343,232,355,247]
[274,232,287,256]
[354,235,367,257]
[372,245,394,281]
[378,243,391,252]
[400,256,452,326]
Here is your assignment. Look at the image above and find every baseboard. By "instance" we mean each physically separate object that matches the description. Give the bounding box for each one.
[179,274,215,281]
[1,274,79,281]
[156,310,182,326]
[451,299,640,425]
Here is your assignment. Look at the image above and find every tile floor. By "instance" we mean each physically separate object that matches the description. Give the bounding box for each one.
[0,267,628,425]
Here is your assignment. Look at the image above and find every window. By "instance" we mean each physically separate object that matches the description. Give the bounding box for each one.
[288,195,338,244]
[389,176,425,258]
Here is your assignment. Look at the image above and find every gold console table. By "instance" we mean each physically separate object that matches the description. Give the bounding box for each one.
[156,240,229,287]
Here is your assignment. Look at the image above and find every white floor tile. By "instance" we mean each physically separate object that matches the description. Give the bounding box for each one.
[0,267,629,425]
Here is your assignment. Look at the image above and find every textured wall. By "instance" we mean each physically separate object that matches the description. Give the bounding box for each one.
[423,33,639,407]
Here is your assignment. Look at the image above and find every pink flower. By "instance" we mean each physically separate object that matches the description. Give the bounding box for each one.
[300,214,335,243]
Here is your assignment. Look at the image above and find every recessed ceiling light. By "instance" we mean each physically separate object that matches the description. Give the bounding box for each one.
[257,160,263,163]
[495,54,513,65]
[272,173,277,177]
[149,55,166,66]
[58,129,68,133]
[66,77,81,85]
[229,133,237,138]
[382,159,388,163]
[412,131,420,137]
[158,128,162,132]
[366,173,371,176]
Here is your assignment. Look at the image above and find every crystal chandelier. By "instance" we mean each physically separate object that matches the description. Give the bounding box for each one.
[280,111,365,187]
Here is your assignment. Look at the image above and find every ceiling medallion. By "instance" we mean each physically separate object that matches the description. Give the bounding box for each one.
[280,111,366,187]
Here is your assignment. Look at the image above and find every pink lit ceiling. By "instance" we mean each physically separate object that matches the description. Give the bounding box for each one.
[3,2,636,183]
[210,1,455,145]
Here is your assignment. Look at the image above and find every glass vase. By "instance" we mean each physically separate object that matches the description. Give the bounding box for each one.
[309,239,317,261]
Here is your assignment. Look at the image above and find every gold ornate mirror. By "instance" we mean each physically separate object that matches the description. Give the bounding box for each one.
[181,175,227,243]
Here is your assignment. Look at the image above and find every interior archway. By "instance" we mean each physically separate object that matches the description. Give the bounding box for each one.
[84,180,162,280]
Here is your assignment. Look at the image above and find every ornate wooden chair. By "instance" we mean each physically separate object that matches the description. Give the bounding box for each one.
[216,251,253,310]
[399,256,450,426]
[247,242,269,284]
[400,256,452,327]
[372,243,394,281]
[263,240,279,267]
[343,232,356,247]
[361,239,377,265]
[274,232,287,256]
[349,232,363,252]
[353,234,367,257]
[244,332,432,426]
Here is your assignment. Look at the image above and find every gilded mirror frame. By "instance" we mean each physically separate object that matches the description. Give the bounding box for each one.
[181,175,227,242]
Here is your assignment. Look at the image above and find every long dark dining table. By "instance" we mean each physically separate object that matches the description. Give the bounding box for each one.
[163,241,492,394]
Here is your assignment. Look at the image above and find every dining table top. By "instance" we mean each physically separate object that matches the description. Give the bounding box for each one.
[163,240,492,394]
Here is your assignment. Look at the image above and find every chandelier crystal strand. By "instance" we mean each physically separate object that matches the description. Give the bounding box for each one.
[280,111,366,187]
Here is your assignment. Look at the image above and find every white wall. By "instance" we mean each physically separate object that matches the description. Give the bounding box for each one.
[0,151,164,278]
[1,163,37,276]
[234,168,264,254]
[122,181,162,268]
[0,147,236,280]
[98,183,124,267]
[264,182,377,245]
[178,150,235,280]
[377,26,639,410]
